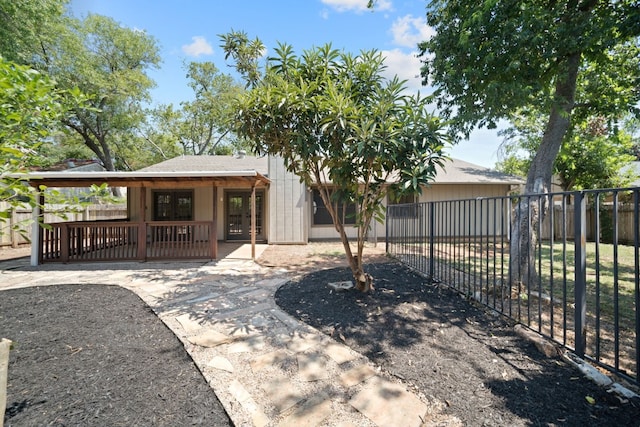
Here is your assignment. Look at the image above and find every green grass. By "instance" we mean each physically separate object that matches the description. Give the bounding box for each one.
[428,240,637,328]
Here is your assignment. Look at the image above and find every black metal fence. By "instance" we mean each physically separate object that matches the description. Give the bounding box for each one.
[386,187,640,385]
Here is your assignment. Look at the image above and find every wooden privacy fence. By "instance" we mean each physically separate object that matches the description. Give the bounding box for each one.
[0,203,127,247]
[542,202,638,245]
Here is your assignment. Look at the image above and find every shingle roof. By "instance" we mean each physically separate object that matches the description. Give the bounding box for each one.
[138,155,522,185]
[433,158,524,185]
[139,155,269,175]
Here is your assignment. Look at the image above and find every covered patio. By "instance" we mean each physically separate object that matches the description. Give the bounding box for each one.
[16,169,269,266]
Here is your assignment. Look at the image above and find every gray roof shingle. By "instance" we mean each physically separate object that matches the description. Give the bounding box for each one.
[139,155,269,175]
[139,155,522,185]
[433,158,523,185]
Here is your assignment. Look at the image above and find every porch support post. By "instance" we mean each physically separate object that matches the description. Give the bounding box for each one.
[137,187,147,260]
[30,191,43,266]
[251,183,256,259]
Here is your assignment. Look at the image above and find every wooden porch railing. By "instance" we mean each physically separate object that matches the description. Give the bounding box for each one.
[42,221,216,263]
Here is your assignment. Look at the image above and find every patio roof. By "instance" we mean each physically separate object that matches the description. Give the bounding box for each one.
[7,170,270,188]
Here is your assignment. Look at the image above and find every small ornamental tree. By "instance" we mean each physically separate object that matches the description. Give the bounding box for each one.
[222,35,448,291]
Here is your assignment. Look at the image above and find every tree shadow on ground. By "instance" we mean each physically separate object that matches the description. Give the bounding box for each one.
[275,262,640,426]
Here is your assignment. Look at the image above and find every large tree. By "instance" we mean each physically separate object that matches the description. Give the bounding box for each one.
[223,35,448,291]
[150,61,245,156]
[43,14,161,172]
[419,0,640,286]
[497,112,638,191]
[0,0,68,65]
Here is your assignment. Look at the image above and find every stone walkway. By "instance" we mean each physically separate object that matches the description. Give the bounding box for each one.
[0,245,431,427]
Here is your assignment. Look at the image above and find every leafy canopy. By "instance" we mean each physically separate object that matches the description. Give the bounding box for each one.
[419,0,640,140]
[225,37,448,290]
[234,43,448,225]
[45,14,162,171]
[156,61,245,156]
[0,0,68,65]
[0,57,77,226]
[497,112,637,190]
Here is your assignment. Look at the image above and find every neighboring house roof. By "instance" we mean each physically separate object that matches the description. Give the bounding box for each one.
[33,159,105,172]
[140,155,269,176]
[432,158,524,185]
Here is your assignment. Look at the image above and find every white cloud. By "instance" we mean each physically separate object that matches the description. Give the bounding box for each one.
[320,0,392,13]
[390,14,434,48]
[380,48,427,95]
[182,36,213,57]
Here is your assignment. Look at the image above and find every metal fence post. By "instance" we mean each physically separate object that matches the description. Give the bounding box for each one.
[429,202,435,281]
[574,191,587,357]
[634,189,640,383]
[385,204,389,254]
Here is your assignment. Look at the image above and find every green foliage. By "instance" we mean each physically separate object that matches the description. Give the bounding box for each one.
[0,0,68,65]
[81,183,125,204]
[219,30,265,88]
[0,57,79,236]
[419,0,640,140]
[497,112,638,190]
[36,135,96,169]
[44,14,162,171]
[148,61,246,158]
[0,58,67,202]
[235,43,447,217]
[421,0,640,287]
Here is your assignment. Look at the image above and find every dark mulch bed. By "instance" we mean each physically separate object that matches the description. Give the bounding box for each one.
[1,284,231,427]
[275,262,640,427]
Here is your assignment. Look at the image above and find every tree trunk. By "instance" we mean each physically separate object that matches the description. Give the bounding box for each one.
[314,181,373,292]
[509,52,581,288]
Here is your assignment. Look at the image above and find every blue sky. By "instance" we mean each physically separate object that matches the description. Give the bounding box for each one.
[70,0,503,168]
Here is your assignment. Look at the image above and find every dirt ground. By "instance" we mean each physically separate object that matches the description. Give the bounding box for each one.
[269,245,640,426]
[2,242,640,426]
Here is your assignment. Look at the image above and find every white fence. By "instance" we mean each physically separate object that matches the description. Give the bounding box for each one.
[0,203,127,247]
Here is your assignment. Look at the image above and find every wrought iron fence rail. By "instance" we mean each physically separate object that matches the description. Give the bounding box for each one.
[386,187,640,386]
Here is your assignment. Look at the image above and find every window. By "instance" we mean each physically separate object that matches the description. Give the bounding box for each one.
[388,192,418,217]
[153,190,193,221]
[312,189,356,225]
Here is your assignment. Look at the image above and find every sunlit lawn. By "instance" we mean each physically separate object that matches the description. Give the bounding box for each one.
[431,241,637,328]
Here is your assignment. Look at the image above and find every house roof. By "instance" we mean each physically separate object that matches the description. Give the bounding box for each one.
[9,155,269,188]
[8,155,520,188]
[140,155,522,185]
[432,158,524,185]
[33,158,105,172]
[140,155,269,175]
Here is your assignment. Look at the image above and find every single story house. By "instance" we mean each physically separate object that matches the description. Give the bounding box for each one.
[12,155,522,265]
